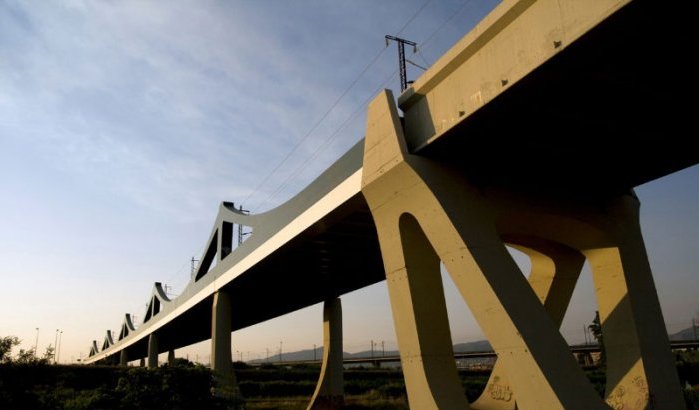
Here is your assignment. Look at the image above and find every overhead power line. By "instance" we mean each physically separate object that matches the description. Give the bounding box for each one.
[241,41,390,210]
[251,0,480,211]
[242,0,435,211]
[252,68,402,212]
[406,58,428,71]
[415,0,478,60]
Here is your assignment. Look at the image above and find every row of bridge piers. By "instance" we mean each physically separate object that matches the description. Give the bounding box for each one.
[86,0,694,407]
[109,293,344,410]
[95,89,687,410]
[117,345,174,369]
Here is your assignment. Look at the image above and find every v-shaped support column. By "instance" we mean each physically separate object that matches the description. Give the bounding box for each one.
[361,90,607,410]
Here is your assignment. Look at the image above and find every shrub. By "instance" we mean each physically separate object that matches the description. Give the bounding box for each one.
[0,364,232,410]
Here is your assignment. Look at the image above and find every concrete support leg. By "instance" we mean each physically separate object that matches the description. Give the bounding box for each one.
[584,197,684,410]
[361,90,606,410]
[376,212,471,409]
[147,333,159,369]
[211,289,238,396]
[308,298,344,410]
[168,349,175,367]
[120,349,129,366]
[139,358,145,367]
[472,243,584,410]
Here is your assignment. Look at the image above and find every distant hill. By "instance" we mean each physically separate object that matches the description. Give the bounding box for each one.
[251,329,699,364]
[344,349,400,360]
[250,340,492,363]
[453,340,492,353]
[670,325,699,341]
[251,326,699,363]
[255,348,322,363]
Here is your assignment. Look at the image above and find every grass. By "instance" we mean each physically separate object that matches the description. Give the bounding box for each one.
[235,366,480,409]
[2,355,699,409]
[244,393,408,410]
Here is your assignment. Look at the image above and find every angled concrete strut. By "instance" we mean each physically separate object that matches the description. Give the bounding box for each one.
[144,282,172,324]
[472,242,584,409]
[102,330,115,351]
[361,89,683,409]
[118,313,136,341]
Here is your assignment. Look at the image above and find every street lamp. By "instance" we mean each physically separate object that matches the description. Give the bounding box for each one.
[57,331,64,364]
[34,328,39,356]
[54,329,60,364]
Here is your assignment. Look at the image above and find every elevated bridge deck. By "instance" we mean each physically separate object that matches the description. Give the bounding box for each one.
[86,0,696,379]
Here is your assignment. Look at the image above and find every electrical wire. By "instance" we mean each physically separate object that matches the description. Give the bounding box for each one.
[415,0,477,60]
[241,0,435,211]
[253,67,401,212]
[251,0,480,210]
[406,58,428,71]
[395,0,436,35]
[241,44,389,210]
[103,0,478,344]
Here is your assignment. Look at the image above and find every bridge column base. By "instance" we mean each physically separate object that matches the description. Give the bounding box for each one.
[211,289,240,399]
[119,349,128,366]
[147,333,159,369]
[308,297,344,410]
[583,195,685,410]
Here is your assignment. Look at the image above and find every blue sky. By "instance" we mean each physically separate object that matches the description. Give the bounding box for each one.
[1,0,697,364]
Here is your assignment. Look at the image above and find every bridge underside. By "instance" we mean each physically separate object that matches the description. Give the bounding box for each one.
[121,194,384,360]
[106,0,697,365]
[227,194,383,329]
[416,0,697,195]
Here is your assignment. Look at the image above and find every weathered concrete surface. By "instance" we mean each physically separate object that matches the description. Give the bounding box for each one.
[472,243,584,409]
[362,88,684,408]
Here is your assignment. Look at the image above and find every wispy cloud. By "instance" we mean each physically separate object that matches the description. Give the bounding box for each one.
[2,0,525,361]
[2,0,501,219]
[2,1,366,220]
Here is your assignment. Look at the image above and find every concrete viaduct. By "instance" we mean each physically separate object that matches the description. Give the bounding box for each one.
[85,0,698,408]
